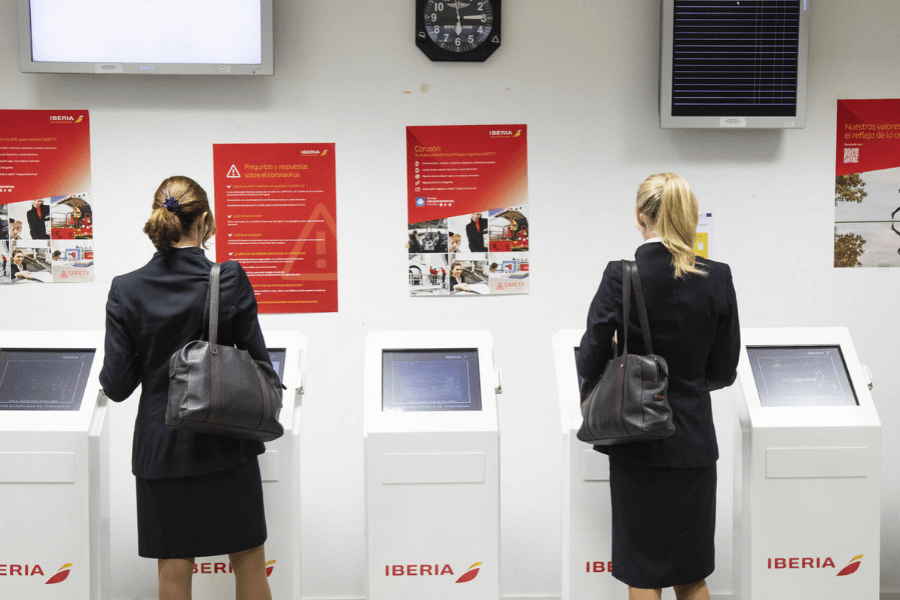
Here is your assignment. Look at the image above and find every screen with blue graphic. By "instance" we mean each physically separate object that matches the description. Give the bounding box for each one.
[382,349,481,412]
[268,348,286,379]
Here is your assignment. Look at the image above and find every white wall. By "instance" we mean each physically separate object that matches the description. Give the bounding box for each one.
[2,1,900,598]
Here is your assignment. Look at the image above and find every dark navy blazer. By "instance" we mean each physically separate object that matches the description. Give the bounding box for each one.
[577,242,741,469]
[99,247,268,479]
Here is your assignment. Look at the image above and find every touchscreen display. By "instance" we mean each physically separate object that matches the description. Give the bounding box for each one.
[0,349,95,411]
[268,348,286,380]
[746,346,858,407]
[382,349,481,412]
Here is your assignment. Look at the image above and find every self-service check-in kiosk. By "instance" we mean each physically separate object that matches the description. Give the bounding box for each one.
[553,330,627,600]
[0,331,109,599]
[364,331,502,600]
[734,328,880,600]
[192,331,306,600]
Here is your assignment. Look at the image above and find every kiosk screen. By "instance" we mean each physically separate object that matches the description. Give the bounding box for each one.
[746,346,858,407]
[0,349,95,411]
[382,349,482,412]
[268,349,286,380]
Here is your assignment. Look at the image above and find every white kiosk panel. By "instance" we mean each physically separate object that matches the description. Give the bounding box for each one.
[553,330,625,600]
[364,331,500,600]
[0,331,109,600]
[183,331,306,600]
[734,327,880,600]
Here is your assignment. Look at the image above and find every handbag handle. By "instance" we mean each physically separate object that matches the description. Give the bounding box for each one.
[201,263,223,353]
[620,261,654,356]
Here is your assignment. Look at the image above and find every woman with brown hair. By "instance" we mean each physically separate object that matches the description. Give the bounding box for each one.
[577,173,741,600]
[100,176,272,600]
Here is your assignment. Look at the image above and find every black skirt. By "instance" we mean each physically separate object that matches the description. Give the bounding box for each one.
[135,457,267,559]
[608,458,716,588]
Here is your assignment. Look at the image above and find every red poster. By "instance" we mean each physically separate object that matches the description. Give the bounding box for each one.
[213,143,337,312]
[406,125,528,296]
[835,100,900,268]
[1,110,94,284]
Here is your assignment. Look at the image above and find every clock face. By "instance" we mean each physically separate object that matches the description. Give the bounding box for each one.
[423,0,494,53]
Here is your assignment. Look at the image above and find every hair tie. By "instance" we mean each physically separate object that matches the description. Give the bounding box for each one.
[162,197,182,214]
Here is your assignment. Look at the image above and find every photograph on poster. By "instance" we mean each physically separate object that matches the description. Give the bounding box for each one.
[447,213,488,253]
[408,219,449,253]
[409,253,449,296]
[7,199,51,241]
[50,194,93,240]
[488,206,529,252]
[835,167,900,267]
[448,257,490,295]
[8,242,52,283]
[50,239,95,282]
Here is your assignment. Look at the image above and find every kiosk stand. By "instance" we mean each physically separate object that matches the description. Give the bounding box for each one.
[552,330,627,600]
[364,331,502,600]
[0,331,109,599]
[191,331,307,600]
[734,327,880,600]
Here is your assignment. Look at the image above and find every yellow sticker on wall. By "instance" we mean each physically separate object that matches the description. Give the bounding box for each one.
[694,232,709,259]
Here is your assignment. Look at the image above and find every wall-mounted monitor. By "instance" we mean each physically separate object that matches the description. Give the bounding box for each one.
[0,348,95,411]
[17,0,274,75]
[382,349,482,412]
[746,346,858,407]
[660,0,809,128]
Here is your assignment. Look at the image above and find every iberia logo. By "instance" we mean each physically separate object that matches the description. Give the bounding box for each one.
[265,560,276,578]
[45,563,72,585]
[321,149,328,156]
[75,115,84,123]
[837,555,863,577]
[513,130,521,137]
[455,562,481,583]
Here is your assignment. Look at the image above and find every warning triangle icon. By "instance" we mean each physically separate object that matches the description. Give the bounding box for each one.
[226,164,241,178]
[496,282,504,291]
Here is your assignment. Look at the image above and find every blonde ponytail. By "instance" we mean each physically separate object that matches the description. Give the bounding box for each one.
[636,173,706,278]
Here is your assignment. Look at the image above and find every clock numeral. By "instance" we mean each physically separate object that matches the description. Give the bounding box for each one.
[433,26,440,34]
[468,35,475,43]
[435,2,444,10]
[477,1,484,10]
[455,37,461,47]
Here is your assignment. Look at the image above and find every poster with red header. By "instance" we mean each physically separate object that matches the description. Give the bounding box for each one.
[835,99,900,268]
[213,143,337,313]
[406,125,528,296]
[1,110,94,285]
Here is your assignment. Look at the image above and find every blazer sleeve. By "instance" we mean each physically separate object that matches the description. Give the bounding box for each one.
[577,262,618,395]
[227,261,271,366]
[706,265,741,391]
[99,277,142,401]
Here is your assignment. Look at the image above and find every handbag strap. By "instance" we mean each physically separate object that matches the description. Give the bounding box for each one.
[621,260,654,355]
[204,263,222,353]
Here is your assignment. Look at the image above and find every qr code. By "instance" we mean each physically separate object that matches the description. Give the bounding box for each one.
[844,148,860,164]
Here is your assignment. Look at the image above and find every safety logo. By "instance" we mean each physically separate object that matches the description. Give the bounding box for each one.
[45,563,73,585]
[837,555,864,577]
[416,197,426,207]
[226,165,241,178]
[455,562,481,583]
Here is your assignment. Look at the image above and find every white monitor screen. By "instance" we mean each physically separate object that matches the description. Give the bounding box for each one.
[0,349,95,411]
[746,346,858,407]
[20,0,273,74]
[382,349,482,412]
[267,348,286,380]
[29,0,261,64]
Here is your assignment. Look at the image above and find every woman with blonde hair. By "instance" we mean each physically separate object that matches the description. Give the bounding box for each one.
[577,173,741,600]
[100,176,272,600]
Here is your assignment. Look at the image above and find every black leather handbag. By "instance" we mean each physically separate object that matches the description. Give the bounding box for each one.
[166,263,286,442]
[577,261,673,446]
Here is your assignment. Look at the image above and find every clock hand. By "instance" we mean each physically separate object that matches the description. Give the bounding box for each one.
[462,15,485,19]
[453,0,462,35]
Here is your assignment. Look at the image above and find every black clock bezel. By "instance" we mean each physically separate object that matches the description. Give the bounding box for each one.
[415,0,501,62]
